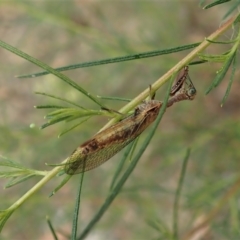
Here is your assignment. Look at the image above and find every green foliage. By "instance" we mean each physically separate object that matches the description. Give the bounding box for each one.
[203,0,232,9]
[46,216,58,240]
[0,156,46,188]
[200,31,240,103]
[17,42,201,78]
[0,1,240,240]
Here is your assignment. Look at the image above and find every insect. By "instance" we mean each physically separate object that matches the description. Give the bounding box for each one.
[64,66,196,175]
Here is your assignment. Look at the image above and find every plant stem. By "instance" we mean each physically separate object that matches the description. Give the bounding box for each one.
[101,13,239,131]
[7,165,62,212]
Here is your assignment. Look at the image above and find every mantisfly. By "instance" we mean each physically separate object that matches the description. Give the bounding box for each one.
[64,66,196,175]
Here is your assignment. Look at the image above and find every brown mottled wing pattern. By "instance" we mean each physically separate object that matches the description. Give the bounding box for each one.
[64,101,162,174]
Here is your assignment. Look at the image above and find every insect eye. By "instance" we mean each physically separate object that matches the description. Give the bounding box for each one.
[188,88,196,96]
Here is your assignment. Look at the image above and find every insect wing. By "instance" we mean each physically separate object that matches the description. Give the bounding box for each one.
[65,137,134,174]
[181,72,197,99]
[170,66,189,96]
[64,101,161,175]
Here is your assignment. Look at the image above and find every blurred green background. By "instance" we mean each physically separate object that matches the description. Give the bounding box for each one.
[0,1,240,240]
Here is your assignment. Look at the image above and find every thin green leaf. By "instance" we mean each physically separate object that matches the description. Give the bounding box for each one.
[205,51,236,94]
[17,42,201,78]
[56,170,66,177]
[44,114,89,126]
[58,117,91,137]
[128,137,140,161]
[77,72,176,240]
[0,156,27,169]
[189,60,208,65]
[0,40,105,107]
[109,141,136,191]
[35,105,69,109]
[0,169,45,178]
[198,52,229,62]
[71,168,85,240]
[64,115,90,123]
[173,148,191,240]
[0,160,46,178]
[206,38,237,44]
[0,210,14,233]
[49,174,72,197]
[42,107,118,130]
[0,170,29,178]
[221,52,237,106]
[46,108,115,120]
[4,174,35,188]
[46,216,58,240]
[203,0,231,9]
[35,92,85,109]
[45,108,83,118]
[97,95,131,102]
[41,116,70,129]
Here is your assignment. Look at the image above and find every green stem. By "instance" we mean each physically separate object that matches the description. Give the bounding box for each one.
[7,165,62,212]
[101,13,239,131]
